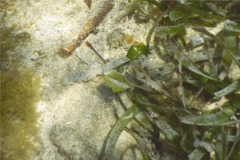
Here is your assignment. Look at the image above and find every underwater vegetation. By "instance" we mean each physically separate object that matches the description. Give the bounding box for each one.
[0,24,31,62]
[95,0,240,160]
[0,66,40,160]
[1,4,40,158]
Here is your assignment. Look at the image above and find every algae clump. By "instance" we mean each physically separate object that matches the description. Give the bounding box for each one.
[0,66,40,160]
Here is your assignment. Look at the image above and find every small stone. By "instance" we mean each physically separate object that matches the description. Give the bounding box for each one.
[228,62,240,81]
[107,28,125,48]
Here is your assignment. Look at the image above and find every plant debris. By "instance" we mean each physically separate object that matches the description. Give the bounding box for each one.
[57,0,114,57]
[84,0,92,9]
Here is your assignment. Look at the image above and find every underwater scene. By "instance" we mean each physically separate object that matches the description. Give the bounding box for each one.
[1,0,240,160]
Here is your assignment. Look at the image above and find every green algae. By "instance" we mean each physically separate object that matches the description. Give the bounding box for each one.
[0,24,31,61]
[1,6,40,158]
[0,0,31,62]
[0,65,41,160]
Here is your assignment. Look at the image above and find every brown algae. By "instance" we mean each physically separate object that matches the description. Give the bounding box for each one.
[0,66,41,160]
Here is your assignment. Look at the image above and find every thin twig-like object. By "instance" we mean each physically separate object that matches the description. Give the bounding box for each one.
[58,0,114,57]
[84,0,92,9]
